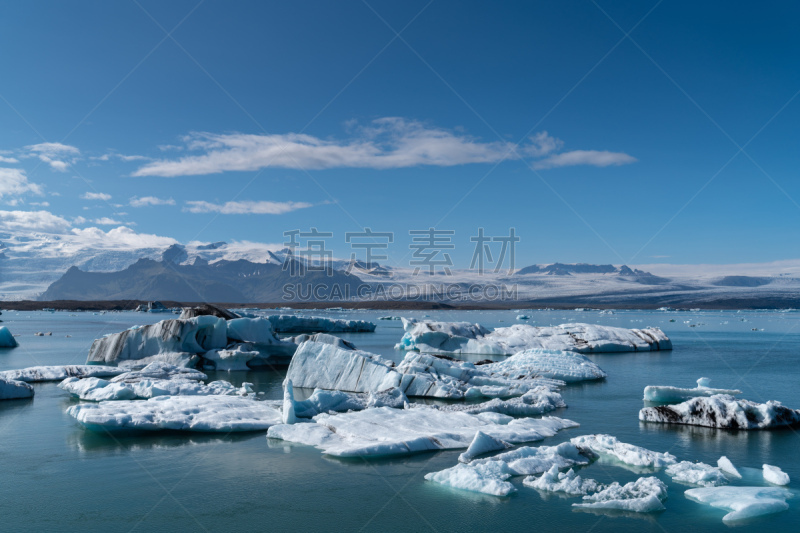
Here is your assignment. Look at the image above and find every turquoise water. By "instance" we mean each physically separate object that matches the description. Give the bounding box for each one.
[0,308,798,532]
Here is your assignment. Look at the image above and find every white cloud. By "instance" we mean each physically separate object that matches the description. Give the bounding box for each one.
[29,201,49,207]
[129,196,176,207]
[93,217,123,225]
[0,156,19,164]
[93,153,149,162]
[0,210,72,232]
[72,216,87,225]
[133,119,635,177]
[533,150,637,169]
[25,142,80,172]
[81,192,112,201]
[0,168,43,198]
[183,200,313,215]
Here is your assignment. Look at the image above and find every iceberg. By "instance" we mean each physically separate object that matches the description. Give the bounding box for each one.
[763,464,790,485]
[643,377,741,403]
[523,465,605,496]
[58,363,239,401]
[67,395,282,432]
[286,341,566,400]
[477,349,607,383]
[685,486,792,522]
[665,461,728,487]
[717,456,742,478]
[266,315,376,333]
[639,395,800,429]
[0,365,124,383]
[267,406,578,457]
[569,434,676,468]
[284,379,406,420]
[426,442,595,497]
[0,326,18,348]
[395,319,671,355]
[86,316,296,369]
[0,378,34,400]
[428,387,566,417]
[458,431,512,463]
[573,477,668,513]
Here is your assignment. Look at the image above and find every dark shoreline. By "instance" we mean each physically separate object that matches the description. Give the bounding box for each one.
[1,297,798,312]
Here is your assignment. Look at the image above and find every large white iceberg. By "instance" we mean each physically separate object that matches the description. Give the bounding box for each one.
[523,465,605,496]
[685,486,792,522]
[0,378,33,400]
[665,461,728,487]
[425,442,595,496]
[639,395,800,429]
[67,395,282,432]
[0,365,123,383]
[267,406,578,457]
[569,434,676,469]
[266,315,376,333]
[285,341,568,401]
[86,316,296,369]
[0,326,18,348]
[643,377,741,403]
[395,319,671,355]
[573,477,668,513]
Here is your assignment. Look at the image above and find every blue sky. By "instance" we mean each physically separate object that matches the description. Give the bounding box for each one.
[1,0,799,270]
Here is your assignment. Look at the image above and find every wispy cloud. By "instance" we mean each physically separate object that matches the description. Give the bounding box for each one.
[129,196,176,207]
[25,142,80,171]
[92,152,150,162]
[0,210,71,232]
[533,150,637,169]
[0,168,43,198]
[92,217,124,225]
[133,118,635,177]
[183,200,313,215]
[81,192,112,201]
[0,156,19,164]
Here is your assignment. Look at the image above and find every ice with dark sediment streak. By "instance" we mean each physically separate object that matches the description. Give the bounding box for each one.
[267,406,578,458]
[573,477,668,513]
[265,315,376,333]
[685,486,793,522]
[643,377,741,403]
[0,326,18,348]
[282,378,407,420]
[0,365,123,383]
[420,387,566,417]
[68,395,282,432]
[395,318,671,355]
[639,394,800,429]
[285,341,590,401]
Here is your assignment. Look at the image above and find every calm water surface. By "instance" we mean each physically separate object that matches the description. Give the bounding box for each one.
[0,308,798,532]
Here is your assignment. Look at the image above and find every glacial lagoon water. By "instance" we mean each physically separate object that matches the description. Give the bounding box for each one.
[0,308,799,532]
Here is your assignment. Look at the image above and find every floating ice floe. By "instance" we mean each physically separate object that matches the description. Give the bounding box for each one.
[395,319,671,355]
[639,395,800,429]
[665,461,728,487]
[685,486,793,522]
[86,316,296,369]
[58,362,241,401]
[267,406,578,458]
[0,365,124,383]
[573,477,668,513]
[0,378,33,399]
[523,465,605,496]
[643,377,741,403]
[266,315,376,333]
[0,326,18,348]
[717,456,742,478]
[424,387,567,417]
[763,464,790,486]
[569,434,676,469]
[68,395,282,432]
[284,380,407,419]
[287,342,596,401]
[426,442,595,497]
[458,431,512,463]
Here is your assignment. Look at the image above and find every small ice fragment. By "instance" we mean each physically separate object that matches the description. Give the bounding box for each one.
[763,464,790,486]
